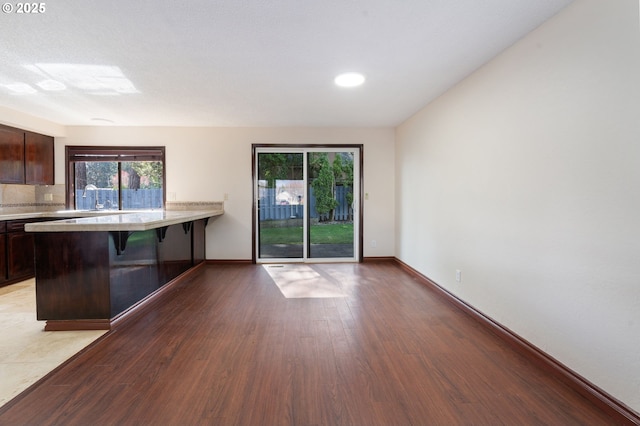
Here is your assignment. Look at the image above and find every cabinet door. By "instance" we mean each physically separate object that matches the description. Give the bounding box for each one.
[7,231,35,280]
[25,132,54,185]
[0,125,25,184]
[0,233,7,283]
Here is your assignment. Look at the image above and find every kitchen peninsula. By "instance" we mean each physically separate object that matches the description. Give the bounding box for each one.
[25,206,223,331]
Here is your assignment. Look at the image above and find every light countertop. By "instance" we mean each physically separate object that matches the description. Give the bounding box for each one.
[21,209,223,232]
[0,210,140,221]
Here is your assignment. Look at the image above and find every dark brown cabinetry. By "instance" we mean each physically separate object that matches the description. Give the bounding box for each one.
[25,132,55,185]
[7,220,35,282]
[34,219,208,330]
[0,223,6,285]
[1,219,35,286]
[0,124,54,185]
[0,217,70,288]
[0,125,25,184]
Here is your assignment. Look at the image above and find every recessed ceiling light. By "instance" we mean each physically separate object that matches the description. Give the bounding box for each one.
[334,72,365,88]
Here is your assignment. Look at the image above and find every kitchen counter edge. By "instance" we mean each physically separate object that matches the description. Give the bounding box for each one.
[21,209,224,232]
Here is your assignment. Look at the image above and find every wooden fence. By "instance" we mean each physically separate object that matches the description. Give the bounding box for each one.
[259,186,352,221]
[77,187,352,220]
[76,189,163,210]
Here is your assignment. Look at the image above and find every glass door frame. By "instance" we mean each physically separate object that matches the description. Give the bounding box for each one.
[252,144,363,264]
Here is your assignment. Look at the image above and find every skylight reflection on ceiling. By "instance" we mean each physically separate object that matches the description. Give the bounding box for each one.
[36,79,67,91]
[4,83,37,94]
[16,63,139,95]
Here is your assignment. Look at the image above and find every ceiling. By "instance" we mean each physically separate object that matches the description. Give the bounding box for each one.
[0,0,572,128]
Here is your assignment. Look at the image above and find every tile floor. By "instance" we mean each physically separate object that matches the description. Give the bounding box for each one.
[0,279,106,407]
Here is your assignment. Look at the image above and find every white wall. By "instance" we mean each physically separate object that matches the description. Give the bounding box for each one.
[57,126,395,260]
[396,0,640,413]
[0,106,65,137]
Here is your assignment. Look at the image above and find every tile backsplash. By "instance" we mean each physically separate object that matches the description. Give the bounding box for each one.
[0,184,66,214]
[0,185,223,214]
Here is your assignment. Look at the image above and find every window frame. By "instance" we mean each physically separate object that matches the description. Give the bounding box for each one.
[252,144,363,263]
[65,146,166,210]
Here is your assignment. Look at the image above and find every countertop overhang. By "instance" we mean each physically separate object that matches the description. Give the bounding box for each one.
[0,210,121,221]
[23,209,223,232]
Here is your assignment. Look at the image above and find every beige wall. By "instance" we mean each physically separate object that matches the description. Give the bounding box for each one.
[395,0,640,412]
[56,126,395,260]
[0,106,65,137]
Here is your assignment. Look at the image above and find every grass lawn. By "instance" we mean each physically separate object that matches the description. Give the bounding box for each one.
[260,222,353,244]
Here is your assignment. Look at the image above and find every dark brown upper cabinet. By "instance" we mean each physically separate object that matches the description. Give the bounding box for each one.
[0,125,26,184]
[25,131,55,185]
[0,124,54,185]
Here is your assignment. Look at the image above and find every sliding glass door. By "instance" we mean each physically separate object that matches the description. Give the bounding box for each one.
[307,151,355,259]
[254,146,360,263]
[256,152,305,259]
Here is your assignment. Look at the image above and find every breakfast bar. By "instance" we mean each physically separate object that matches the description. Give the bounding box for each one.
[25,208,223,331]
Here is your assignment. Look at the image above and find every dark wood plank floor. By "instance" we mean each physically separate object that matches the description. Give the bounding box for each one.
[0,261,617,425]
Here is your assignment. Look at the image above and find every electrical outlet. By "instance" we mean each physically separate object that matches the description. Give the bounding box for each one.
[371,240,377,248]
[44,193,53,201]
[224,193,229,201]
[455,269,462,282]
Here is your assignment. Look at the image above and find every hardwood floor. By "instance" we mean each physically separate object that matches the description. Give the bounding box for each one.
[0,261,619,425]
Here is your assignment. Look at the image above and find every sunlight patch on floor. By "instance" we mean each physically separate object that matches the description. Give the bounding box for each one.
[263,264,346,298]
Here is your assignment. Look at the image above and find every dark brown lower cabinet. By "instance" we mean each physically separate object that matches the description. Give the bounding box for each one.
[1,219,37,287]
[34,219,207,330]
[0,233,6,285]
[0,217,75,288]
[7,231,35,282]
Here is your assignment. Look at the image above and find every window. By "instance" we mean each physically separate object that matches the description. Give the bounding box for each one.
[66,146,165,210]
